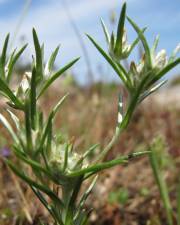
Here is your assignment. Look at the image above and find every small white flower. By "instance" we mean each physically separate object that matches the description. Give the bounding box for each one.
[25,72,32,80]
[173,43,180,56]
[136,55,145,74]
[44,63,50,79]
[49,143,81,172]
[153,49,167,70]
[20,73,31,93]
[122,29,131,57]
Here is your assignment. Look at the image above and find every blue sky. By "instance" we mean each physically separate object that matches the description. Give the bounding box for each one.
[0,0,179,84]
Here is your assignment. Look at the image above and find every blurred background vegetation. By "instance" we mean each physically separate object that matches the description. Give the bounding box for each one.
[0,0,180,224]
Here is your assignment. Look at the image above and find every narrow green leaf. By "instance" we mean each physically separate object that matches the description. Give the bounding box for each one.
[149,150,173,225]
[127,27,147,56]
[36,94,68,157]
[0,113,18,142]
[6,160,63,207]
[13,147,59,184]
[36,115,53,157]
[52,93,69,117]
[7,44,28,83]
[86,34,127,84]
[6,109,20,130]
[127,16,152,68]
[5,48,16,78]
[114,2,126,54]
[24,100,32,153]
[110,32,115,53]
[75,176,98,220]
[44,117,52,161]
[150,58,180,85]
[0,33,10,79]
[151,35,160,55]
[38,58,79,98]
[1,33,10,66]
[0,77,24,109]
[32,28,43,80]
[68,151,149,177]
[169,43,180,63]
[74,144,100,169]
[65,176,84,224]
[30,67,37,129]
[100,18,110,45]
[62,143,69,172]
[45,45,60,77]
[30,186,55,221]
[139,80,167,103]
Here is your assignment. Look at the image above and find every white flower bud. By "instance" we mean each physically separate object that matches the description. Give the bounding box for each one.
[136,55,145,74]
[20,74,30,93]
[154,49,167,69]
[172,43,180,58]
[44,63,50,79]
[49,143,81,172]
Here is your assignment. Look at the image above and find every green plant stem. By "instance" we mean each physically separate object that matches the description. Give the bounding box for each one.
[68,151,149,178]
[95,92,139,162]
[25,100,33,154]
[95,126,122,162]
[149,152,173,225]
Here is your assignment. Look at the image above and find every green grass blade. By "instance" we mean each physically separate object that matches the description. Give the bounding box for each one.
[24,100,33,154]
[45,45,60,76]
[6,160,63,208]
[7,44,28,83]
[139,80,167,103]
[151,35,160,55]
[30,186,56,221]
[52,93,69,116]
[0,113,18,142]
[75,175,98,219]
[127,16,152,68]
[68,151,149,177]
[110,32,115,51]
[44,120,52,163]
[0,77,24,109]
[32,28,43,80]
[150,58,180,85]
[30,67,37,129]
[149,150,173,225]
[100,18,110,45]
[13,147,59,184]
[62,143,69,172]
[65,176,84,224]
[74,144,100,169]
[86,34,127,84]
[128,27,147,56]
[31,186,64,225]
[36,95,68,157]
[37,58,79,98]
[6,109,20,130]
[1,33,10,65]
[114,2,126,54]
[0,34,10,79]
